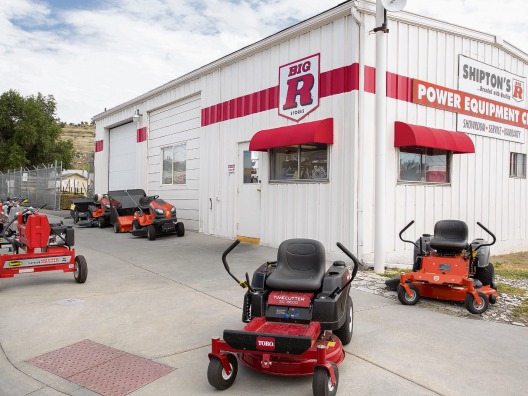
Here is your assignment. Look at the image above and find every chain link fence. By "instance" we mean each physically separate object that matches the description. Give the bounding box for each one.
[0,162,62,209]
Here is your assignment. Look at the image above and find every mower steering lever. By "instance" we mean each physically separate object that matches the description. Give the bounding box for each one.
[398,220,426,254]
[222,239,253,290]
[476,222,496,249]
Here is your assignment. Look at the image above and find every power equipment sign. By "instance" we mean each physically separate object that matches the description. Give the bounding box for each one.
[279,54,320,122]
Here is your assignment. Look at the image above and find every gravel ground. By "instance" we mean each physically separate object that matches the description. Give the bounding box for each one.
[352,271,528,327]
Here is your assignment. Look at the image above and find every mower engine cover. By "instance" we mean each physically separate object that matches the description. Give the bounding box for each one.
[471,238,491,267]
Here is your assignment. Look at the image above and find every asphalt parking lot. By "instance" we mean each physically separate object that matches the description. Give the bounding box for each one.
[1,211,527,396]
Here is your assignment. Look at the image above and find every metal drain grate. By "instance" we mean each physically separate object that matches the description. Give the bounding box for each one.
[28,339,174,395]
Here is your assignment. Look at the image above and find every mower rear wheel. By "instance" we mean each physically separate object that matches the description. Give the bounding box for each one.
[397,284,420,305]
[147,225,157,241]
[465,291,489,314]
[73,209,79,224]
[207,354,238,390]
[132,220,140,231]
[74,255,88,283]
[176,222,185,237]
[475,263,494,286]
[313,362,339,396]
[98,217,106,228]
[334,295,353,345]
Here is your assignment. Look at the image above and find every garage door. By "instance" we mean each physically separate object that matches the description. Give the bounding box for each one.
[109,122,137,190]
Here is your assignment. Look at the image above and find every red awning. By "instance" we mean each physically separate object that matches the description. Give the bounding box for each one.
[249,118,333,151]
[394,121,474,154]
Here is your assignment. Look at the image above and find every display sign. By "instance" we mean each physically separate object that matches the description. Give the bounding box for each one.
[227,164,235,174]
[412,79,527,143]
[278,54,320,122]
[458,55,527,108]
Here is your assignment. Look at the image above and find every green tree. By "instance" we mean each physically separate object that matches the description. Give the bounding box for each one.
[0,89,75,171]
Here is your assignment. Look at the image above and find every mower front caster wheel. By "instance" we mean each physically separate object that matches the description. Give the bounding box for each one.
[313,362,339,396]
[465,291,489,314]
[397,284,420,305]
[74,255,88,283]
[207,353,238,390]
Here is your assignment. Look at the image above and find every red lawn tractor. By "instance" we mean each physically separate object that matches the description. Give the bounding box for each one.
[0,206,87,285]
[130,195,185,241]
[208,239,359,396]
[396,220,498,314]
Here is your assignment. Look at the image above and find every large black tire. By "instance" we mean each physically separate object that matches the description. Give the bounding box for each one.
[312,362,339,396]
[333,295,353,345]
[132,220,140,232]
[397,284,420,305]
[207,354,238,390]
[74,255,88,284]
[98,217,106,228]
[73,209,79,224]
[475,264,494,286]
[176,222,185,237]
[465,291,489,314]
[113,223,119,233]
[147,225,157,241]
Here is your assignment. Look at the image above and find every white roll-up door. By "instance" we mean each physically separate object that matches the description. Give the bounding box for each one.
[109,122,137,190]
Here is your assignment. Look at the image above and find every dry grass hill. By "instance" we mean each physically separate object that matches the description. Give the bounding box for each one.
[60,123,95,169]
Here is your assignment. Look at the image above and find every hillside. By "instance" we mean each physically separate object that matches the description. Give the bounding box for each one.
[60,123,95,169]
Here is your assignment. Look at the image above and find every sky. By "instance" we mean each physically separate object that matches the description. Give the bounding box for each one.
[1,0,527,123]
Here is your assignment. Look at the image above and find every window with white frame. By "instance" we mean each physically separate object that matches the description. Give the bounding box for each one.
[162,143,187,185]
[270,144,329,182]
[510,152,526,178]
[399,147,450,183]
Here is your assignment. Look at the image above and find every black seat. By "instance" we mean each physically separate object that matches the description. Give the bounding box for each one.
[139,196,152,210]
[266,239,326,292]
[429,220,468,252]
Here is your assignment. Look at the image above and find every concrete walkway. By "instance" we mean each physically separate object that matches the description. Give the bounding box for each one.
[0,211,527,395]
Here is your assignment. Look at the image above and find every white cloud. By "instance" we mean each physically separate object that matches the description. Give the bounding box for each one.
[0,0,526,123]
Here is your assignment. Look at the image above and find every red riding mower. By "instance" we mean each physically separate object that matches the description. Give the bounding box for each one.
[0,206,87,285]
[72,195,112,228]
[208,239,359,396]
[108,189,146,233]
[130,195,185,241]
[395,220,498,314]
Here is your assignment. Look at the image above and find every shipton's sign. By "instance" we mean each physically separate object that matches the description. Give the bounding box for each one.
[279,54,320,122]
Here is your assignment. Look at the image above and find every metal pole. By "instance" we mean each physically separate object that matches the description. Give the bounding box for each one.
[374,0,387,273]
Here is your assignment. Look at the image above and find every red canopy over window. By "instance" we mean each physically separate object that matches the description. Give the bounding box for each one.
[249,118,333,151]
[394,121,475,154]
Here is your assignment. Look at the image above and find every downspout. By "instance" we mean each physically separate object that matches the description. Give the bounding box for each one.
[352,4,365,262]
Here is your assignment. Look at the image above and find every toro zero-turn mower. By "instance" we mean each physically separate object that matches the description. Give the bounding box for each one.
[395,219,498,314]
[207,238,359,396]
[0,206,87,285]
[130,195,185,241]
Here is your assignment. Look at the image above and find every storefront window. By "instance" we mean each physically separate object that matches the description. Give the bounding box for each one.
[399,147,450,183]
[270,144,328,182]
[162,143,187,185]
[510,152,526,178]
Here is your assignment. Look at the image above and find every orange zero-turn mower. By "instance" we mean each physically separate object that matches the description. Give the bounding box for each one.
[207,239,359,396]
[0,206,87,285]
[130,195,185,241]
[72,194,112,228]
[397,220,498,314]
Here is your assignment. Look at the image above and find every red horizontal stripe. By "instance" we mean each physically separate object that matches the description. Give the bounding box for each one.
[201,63,412,126]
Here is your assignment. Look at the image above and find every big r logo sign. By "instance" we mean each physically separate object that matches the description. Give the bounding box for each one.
[279,54,320,122]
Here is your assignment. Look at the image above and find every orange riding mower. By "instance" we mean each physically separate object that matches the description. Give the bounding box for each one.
[391,220,498,314]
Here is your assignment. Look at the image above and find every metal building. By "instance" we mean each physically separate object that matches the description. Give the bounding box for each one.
[92,1,528,265]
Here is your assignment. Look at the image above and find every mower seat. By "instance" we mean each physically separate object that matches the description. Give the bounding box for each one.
[139,196,152,210]
[429,220,468,252]
[266,239,326,292]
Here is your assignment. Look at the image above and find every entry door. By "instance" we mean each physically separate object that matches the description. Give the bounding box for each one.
[237,143,261,241]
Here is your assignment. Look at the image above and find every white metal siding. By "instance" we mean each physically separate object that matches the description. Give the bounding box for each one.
[148,95,201,231]
[108,122,137,190]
